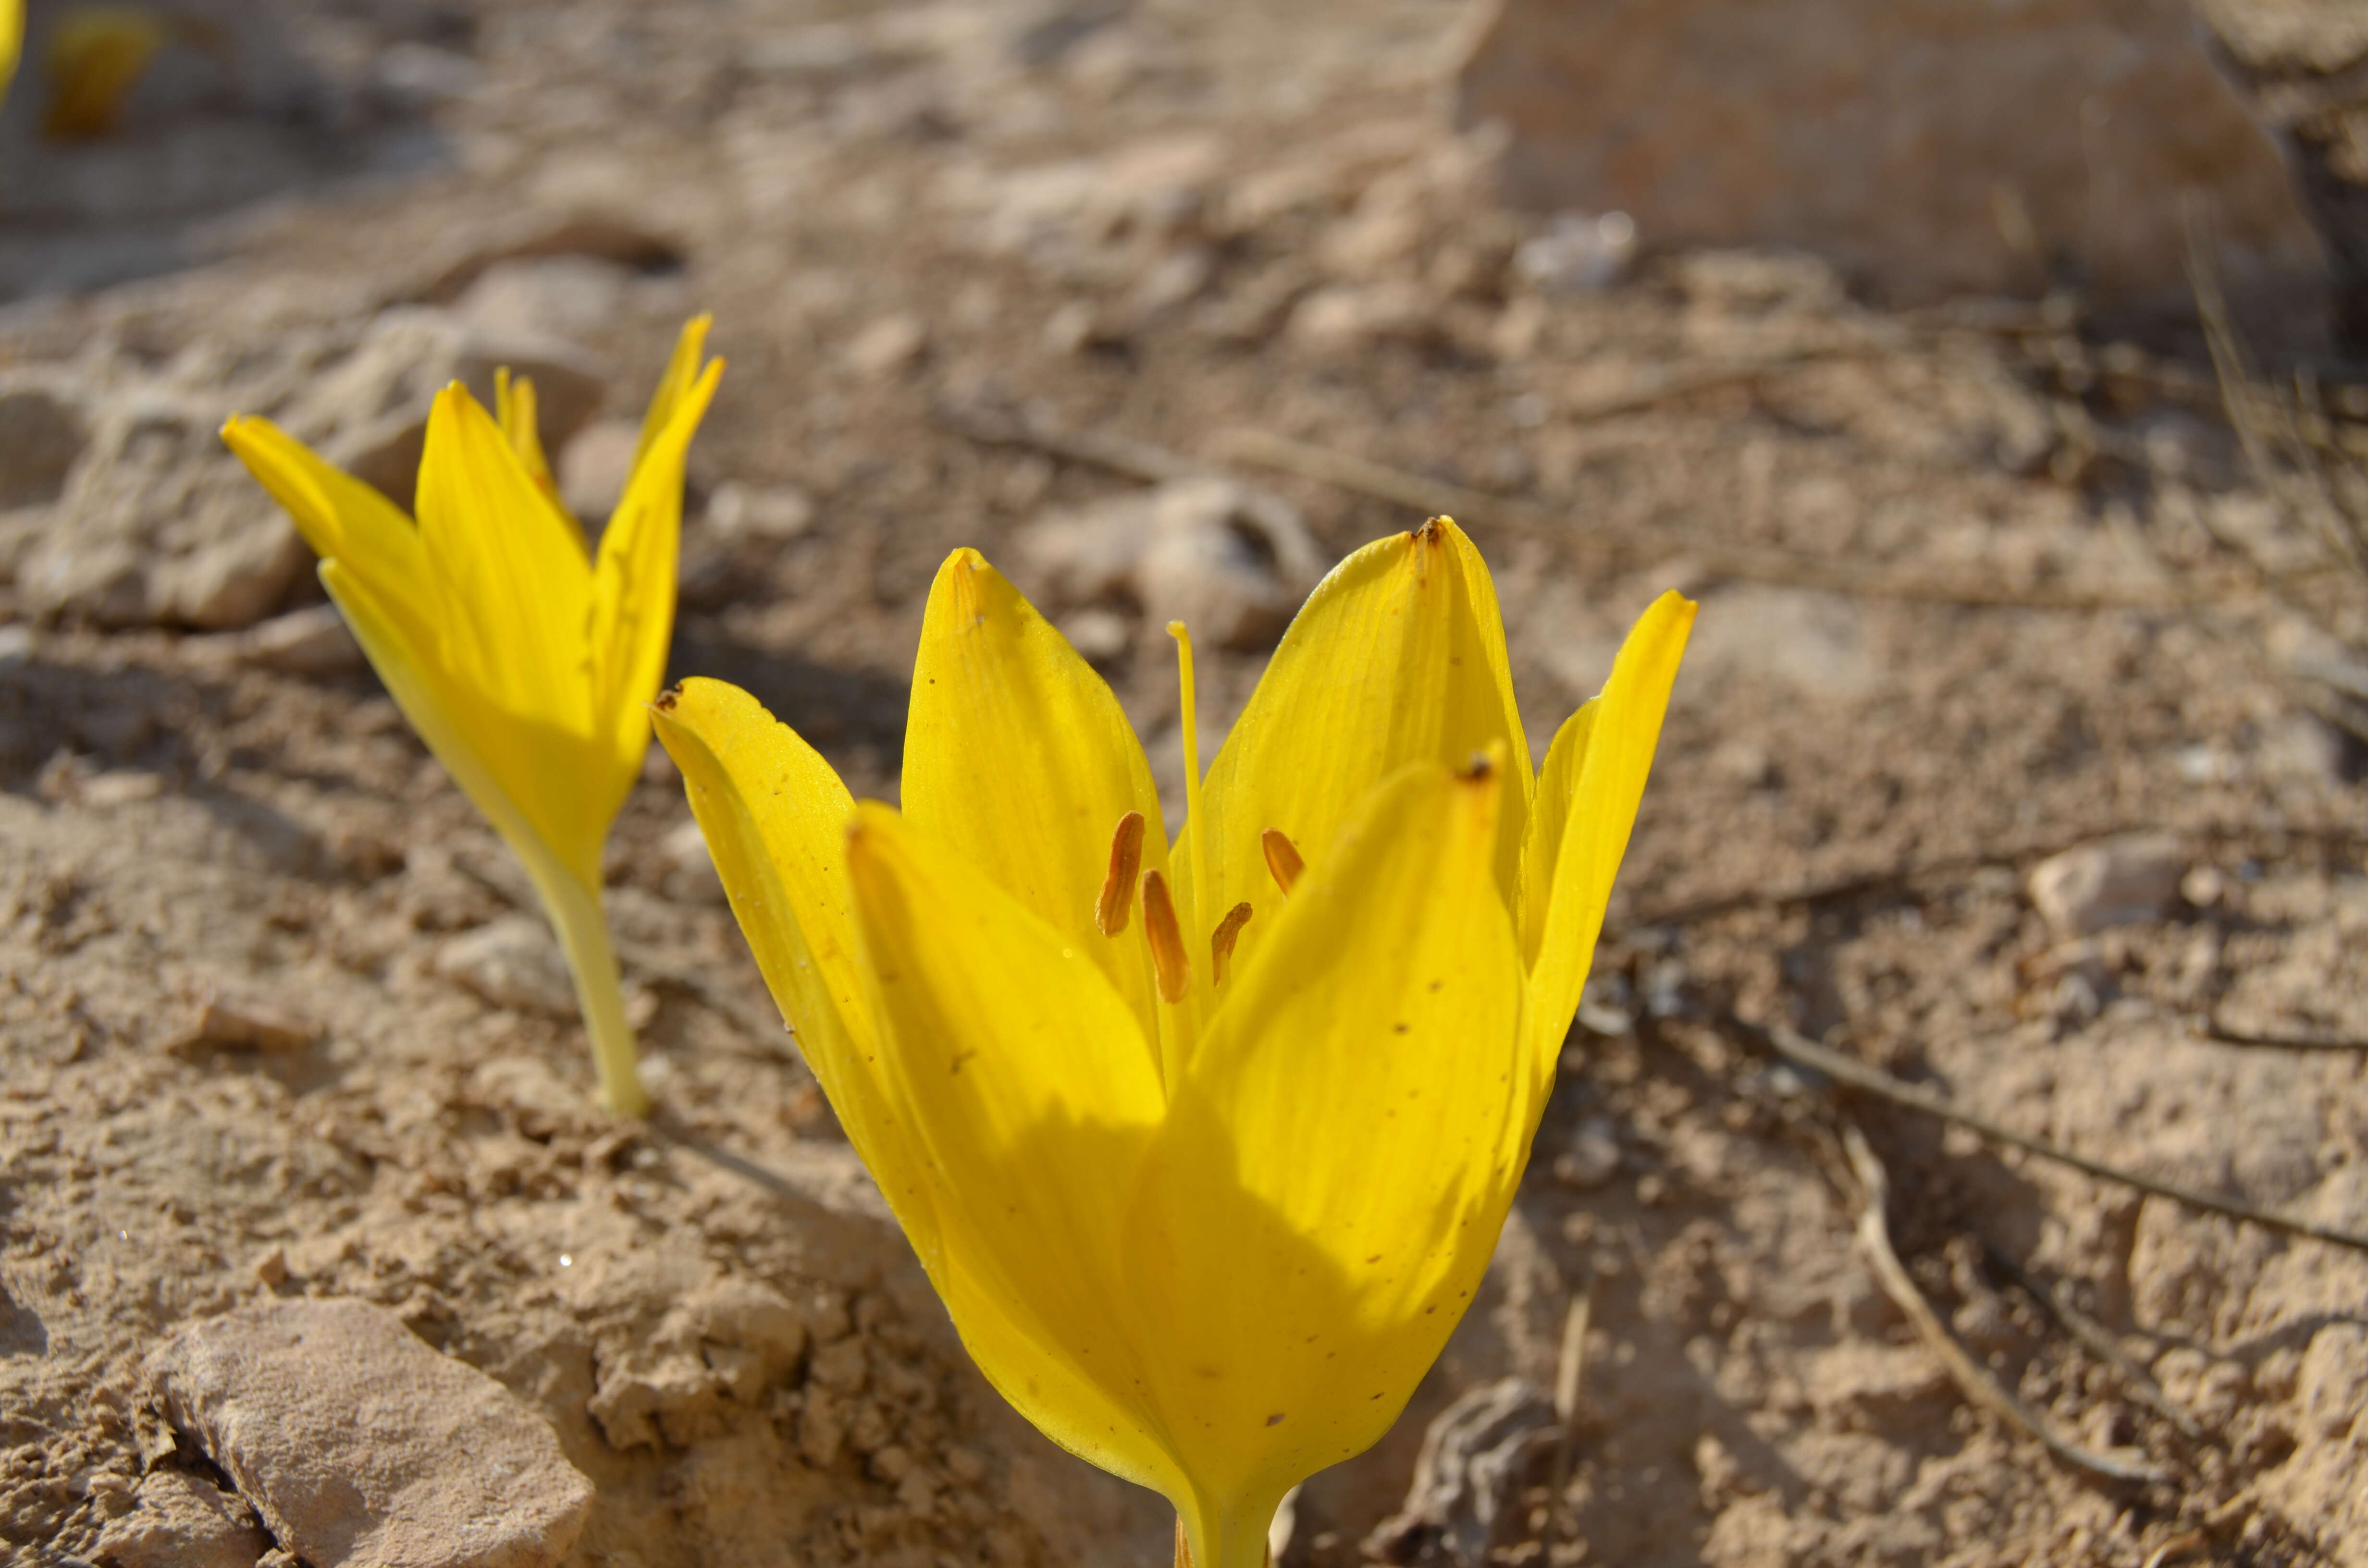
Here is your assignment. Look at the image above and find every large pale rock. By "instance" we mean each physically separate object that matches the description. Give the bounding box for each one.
[147,1298,592,1568]
[21,388,306,630]
[288,308,605,508]
[1453,0,2320,304]
[2200,0,2368,346]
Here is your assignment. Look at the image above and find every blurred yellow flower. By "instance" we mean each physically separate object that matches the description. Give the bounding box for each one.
[40,5,173,140]
[224,319,723,1117]
[654,517,1689,1564]
[0,0,22,112]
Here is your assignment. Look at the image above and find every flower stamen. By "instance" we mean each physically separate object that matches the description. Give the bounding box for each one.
[1095,810,1146,936]
[1261,828,1304,896]
[1209,901,1253,984]
[1141,869,1191,1003]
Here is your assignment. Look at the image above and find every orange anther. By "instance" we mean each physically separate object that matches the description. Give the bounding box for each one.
[1141,869,1190,1004]
[1210,902,1254,984]
[1095,811,1146,937]
[1260,829,1304,896]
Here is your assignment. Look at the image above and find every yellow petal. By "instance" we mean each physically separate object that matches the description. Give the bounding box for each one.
[321,560,610,887]
[413,384,594,730]
[648,679,900,1179]
[2,0,25,111]
[1130,757,1525,1562]
[40,6,168,140]
[1178,519,1529,993]
[842,802,1184,1499]
[900,550,1171,1049]
[1519,590,1693,1087]
[590,344,720,771]
[630,315,716,475]
[492,369,581,540]
[220,414,432,633]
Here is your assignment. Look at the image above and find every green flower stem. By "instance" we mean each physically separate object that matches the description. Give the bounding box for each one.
[534,864,650,1118]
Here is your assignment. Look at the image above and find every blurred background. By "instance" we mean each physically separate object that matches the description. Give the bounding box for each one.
[3,2,2366,1567]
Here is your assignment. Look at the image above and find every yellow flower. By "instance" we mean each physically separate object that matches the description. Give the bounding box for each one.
[37,6,176,140]
[0,0,21,112]
[223,319,723,1117]
[654,518,1690,1563]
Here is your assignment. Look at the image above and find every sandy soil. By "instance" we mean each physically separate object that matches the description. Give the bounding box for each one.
[2,2,2366,1565]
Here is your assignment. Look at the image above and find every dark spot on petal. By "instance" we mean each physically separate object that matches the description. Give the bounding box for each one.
[1265,1412,1286,1427]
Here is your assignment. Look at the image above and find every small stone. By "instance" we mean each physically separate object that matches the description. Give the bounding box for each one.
[81,771,166,808]
[176,994,316,1056]
[556,417,642,525]
[2026,833,2187,938]
[227,604,368,677]
[660,818,727,907]
[1017,477,1323,652]
[93,1468,270,1568]
[1057,608,1132,663]
[1285,282,1438,350]
[253,1247,289,1286]
[705,481,815,542]
[435,917,579,1020]
[147,1298,592,1568]
[452,257,636,345]
[1552,1117,1621,1190]
[843,314,928,380]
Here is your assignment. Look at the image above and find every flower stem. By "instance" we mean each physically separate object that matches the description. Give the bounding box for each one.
[534,864,650,1117]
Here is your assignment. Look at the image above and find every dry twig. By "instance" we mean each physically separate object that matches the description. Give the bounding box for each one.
[1982,1246,2205,1442]
[1550,1290,1591,1490]
[1753,1021,2368,1255]
[1839,1124,2162,1483]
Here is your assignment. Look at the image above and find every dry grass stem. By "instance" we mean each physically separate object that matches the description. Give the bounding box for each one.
[1757,1022,2368,1254]
[1839,1125,2163,1484]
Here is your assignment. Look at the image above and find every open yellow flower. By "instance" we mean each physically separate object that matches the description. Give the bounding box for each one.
[223,319,723,1117]
[654,518,1689,1564]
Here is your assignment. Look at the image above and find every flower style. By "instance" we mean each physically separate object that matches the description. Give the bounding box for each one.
[223,319,723,1116]
[653,518,1690,1565]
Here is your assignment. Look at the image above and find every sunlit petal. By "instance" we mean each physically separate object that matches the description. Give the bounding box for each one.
[902,550,1171,1044]
[591,348,721,768]
[413,384,595,729]
[1178,518,1529,994]
[1520,591,1694,1091]
[843,802,1181,1492]
[1131,757,1524,1556]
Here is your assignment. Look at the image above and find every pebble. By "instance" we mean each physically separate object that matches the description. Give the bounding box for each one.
[1017,476,1323,651]
[556,416,642,525]
[843,313,929,380]
[2025,832,2186,938]
[147,1298,592,1568]
[93,1469,271,1568]
[660,817,728,907]
[174,993,317,1056]
[435,916,580,1020]
[1552,1116,1622,1190]
[705,480,815,542]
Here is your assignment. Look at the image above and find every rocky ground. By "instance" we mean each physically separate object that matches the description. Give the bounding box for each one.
[2,1,2367,1566]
